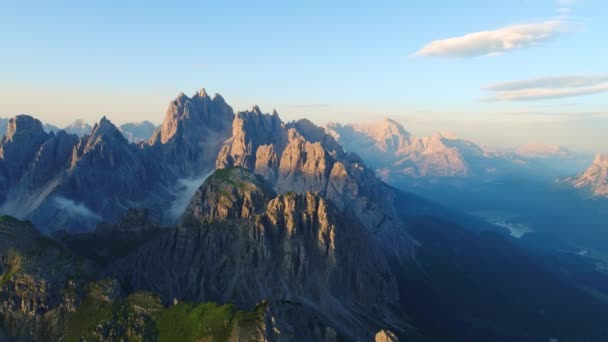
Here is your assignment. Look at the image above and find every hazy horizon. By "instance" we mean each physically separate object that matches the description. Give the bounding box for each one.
[1,1,607,153]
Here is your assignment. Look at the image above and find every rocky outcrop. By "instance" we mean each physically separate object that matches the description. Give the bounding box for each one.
[565,153,608,197]
[109,168,404,340]
[375,329,399,342]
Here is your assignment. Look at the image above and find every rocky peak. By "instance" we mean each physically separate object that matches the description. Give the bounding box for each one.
[0,115,49,183]
[155,89,234,145]
[72,117,129,161]
[593,153,608,168]
[182,167,275,225]
[216,107,286,170]
[193,87,209,99]
[90,117,126,141]
[565,153,608,197]
[4,115,47,142]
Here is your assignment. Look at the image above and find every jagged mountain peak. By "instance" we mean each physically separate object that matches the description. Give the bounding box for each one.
[4,115,46,142]
[193,87,209,99]
[566,152,608,197]
[182,167,276,225]
[154,88,234,145]
[88,116,127,143]
[593,153,608,168]
[251,104,262,114]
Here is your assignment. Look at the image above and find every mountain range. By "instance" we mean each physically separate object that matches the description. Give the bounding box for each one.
[0,117,157,143]
[1,88,608,341]
[326,118,589,183]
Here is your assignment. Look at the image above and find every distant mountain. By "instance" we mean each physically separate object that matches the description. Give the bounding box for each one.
[565,153,608,197]
[63,119,92,136]
[43,122,61,133]
[326,118,508,180]
[2,117,67,136]
[119,121,157,142]
[517,142,571,159]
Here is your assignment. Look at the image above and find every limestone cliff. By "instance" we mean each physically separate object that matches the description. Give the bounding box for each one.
[109,168,406,340]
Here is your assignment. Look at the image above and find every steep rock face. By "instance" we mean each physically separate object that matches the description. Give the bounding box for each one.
[150,89,234,177]
[0,116,49,186]
[25,130,79,189]
[565,153,608,197]
[216,112,414,257]
[216,107,286,171]
[109,168,404,340]
[26,117,159,231]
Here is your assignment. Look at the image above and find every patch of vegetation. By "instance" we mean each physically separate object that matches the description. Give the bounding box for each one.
[156,301,236,342]
[0,215,19,223]
[65,281,264,342]
[66,294,115,341]
[0,249,22,288]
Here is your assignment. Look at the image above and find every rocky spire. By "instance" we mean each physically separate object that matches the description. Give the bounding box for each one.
[593,153,608,168]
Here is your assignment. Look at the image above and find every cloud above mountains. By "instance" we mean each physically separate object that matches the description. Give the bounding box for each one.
[414,20,567,58]
[484,75,608,101]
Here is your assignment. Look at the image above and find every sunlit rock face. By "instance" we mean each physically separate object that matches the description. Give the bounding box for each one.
[565,153,608,197]
[216,111,415,257]
[109,167,403,340]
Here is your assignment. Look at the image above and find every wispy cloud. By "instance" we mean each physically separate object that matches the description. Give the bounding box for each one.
[484,75,608,101]
[53,196,101,221]
[414,20,567,58]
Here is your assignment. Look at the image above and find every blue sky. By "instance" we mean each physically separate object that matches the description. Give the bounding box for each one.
[1,0,606,152]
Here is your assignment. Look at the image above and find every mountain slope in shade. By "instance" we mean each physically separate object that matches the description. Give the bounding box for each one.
[119,120,157,142]
[565,153,608,197]
[0,89,235,233]
[326,118,496,179]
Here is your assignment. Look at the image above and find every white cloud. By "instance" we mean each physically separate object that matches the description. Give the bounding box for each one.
[414,20,567,58]
[168,172,212,221]
[53,196,102,221]
[484,75,608,101]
